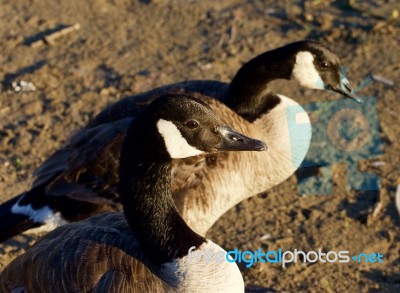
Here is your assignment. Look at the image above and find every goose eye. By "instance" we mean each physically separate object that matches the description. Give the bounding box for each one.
[185,119,199,129]
[320,61,329,70]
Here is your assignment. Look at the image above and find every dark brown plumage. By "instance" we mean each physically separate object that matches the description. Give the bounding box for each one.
[0,213,168,293]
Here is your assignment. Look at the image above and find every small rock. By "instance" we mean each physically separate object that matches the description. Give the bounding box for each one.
[259,234,272,241]
[371,161,385,167]
[304,13,313,22]
[11,80,36,92]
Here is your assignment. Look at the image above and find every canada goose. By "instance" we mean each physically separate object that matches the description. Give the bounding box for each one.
[0,40,361,240]
[0,94,267,292]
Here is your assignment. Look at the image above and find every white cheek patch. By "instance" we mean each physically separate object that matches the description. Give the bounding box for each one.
[291,51,325,90]
[156,119,204,159]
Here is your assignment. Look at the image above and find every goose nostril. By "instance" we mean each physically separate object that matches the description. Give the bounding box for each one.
[343,81,352,92]
[231,136,244,142]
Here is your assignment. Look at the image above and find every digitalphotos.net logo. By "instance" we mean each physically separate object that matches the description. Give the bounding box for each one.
[187,247,384,269]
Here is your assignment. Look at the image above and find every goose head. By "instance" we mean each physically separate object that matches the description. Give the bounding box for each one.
[139,95,267,161]
[289,40,362,103]
[227,40,362,120]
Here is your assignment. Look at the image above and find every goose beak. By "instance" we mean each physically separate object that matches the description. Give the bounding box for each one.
[215,126,267,152]
[330,78,363,104]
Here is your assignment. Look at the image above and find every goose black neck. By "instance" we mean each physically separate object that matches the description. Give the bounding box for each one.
[119,121,206,264]
[226,46,296,122]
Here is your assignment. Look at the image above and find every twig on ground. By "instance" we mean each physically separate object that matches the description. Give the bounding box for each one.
[30,23,80,48]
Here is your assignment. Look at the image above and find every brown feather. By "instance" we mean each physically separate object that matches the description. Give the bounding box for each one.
[0,213,168,292]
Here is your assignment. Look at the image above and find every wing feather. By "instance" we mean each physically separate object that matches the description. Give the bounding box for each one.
[0,213,167,292]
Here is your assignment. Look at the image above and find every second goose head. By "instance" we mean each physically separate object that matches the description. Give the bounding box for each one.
[288,40,361,102]
[227,40,362,120]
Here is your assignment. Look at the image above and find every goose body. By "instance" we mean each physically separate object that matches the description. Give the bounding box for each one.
[1,212,242,292]
[0,40,361,240]
[0,94,267,292]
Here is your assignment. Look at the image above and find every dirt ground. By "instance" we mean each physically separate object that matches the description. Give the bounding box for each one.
[0,0,399,292]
